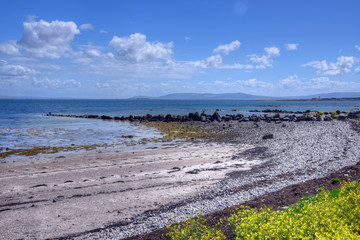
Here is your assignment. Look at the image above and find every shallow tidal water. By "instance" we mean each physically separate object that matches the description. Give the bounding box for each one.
[1,99,359,157]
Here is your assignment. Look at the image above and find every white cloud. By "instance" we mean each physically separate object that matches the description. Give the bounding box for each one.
[276,75,358,93]
[285,43,299,51]
[303,56,357,75]
[0,60,37,77]
[100,30,108,34]
[190,55,223,68]
[213,40,241,55]
[265,47,280,57]
[308,77,347,89]
[86,48,102,57]
[236,78,274,88]
[109,33,174,63]
[248,46,280,69]
[205,55,223,67]
[79,24,94,30]
[185,36,191,41]
[278,75,302,89]
[32,77,81,88]
[0,41,20,56]
[355,66,360,74]
[18,19,80,58]
[356,45,360,51]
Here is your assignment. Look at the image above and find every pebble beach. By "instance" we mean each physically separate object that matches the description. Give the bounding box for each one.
[1,119,359,239]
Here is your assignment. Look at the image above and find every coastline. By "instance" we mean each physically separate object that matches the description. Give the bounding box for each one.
[1,119,359,239]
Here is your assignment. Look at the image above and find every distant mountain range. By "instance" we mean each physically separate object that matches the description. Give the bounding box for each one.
[1,92,360,100]
[130,92,360,100]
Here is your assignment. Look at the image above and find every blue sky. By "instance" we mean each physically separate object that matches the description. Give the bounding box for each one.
[0,0,360,98]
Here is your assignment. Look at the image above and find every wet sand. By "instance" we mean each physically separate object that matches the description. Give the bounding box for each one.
[0,141,264,239]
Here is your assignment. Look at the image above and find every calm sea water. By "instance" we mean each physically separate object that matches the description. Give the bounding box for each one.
[1,99,359,155]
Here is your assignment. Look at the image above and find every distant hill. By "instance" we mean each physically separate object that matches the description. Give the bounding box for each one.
[154,92,360,100]
[299,92,360,99]
[156,93,275,100]
[128,96,155,99]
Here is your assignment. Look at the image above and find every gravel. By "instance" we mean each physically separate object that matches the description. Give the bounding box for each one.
[75,120,360,240]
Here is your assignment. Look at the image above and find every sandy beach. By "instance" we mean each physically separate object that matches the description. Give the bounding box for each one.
[0,120,359,239]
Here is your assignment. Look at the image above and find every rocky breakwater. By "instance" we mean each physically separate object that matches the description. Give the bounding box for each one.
[46,110,360,123]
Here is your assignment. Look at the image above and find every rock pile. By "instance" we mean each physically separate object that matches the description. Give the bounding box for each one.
[46,110,360,123]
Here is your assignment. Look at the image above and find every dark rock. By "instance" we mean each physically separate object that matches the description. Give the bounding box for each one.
[164,114,173,122]
[262,134,274,140]
[282,116,290,121]
[347,111,360,119]
[242,117,249,122]
[210,112,221,122]
[192,112,201,121]
[273,113,280,119]
[186,169,200,174]
[101,115,113,120]
[337,114,347,120]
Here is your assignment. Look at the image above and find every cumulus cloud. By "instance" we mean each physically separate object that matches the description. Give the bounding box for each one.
[32,77,81,88]
[248,46,280,69]
[276,75,357,92]
[285,43,299,51]
[205,55,223,67]
[303,56,357,75]
[86,48,102,57]
[308,77,347,89]
[0,41,20,56]
[79,24,94,30]
[236,78,274,88]
[213,40,241,55]
[0,60,37,77]
[109,33,174,63]
[355,66,360,74]
[18,19,80,58]
[278,75,302,89]
[190,55,223,68]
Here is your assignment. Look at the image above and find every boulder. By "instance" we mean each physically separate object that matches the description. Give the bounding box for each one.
[210,112,221,122]
[324,116,333,121]
[101,115,113,120]
[347,111,360,119]
[337,114,347,120]
[262,134,274,140]
[192,112,201,121]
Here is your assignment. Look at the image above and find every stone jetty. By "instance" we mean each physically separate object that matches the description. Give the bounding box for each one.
[46,110,360,123]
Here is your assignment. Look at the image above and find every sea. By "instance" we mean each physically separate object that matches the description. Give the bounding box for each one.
[1,99,359,158]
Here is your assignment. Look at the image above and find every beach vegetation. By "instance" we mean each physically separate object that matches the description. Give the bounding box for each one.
[0,144,103,158]
[167,180,360,239]
[141,122,217,142]
[166,216,224,239]
[331,178,342,184]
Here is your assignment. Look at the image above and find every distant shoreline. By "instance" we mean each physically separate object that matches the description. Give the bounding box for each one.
[1,97,360,101]
[273,97,360,101]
